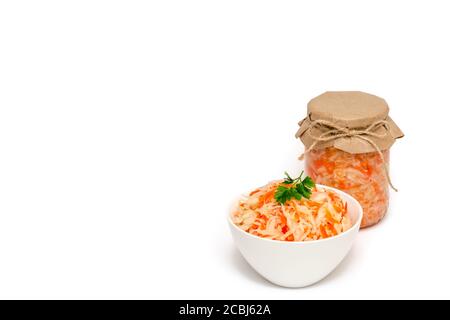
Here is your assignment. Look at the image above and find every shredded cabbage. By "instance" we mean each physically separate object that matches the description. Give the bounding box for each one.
[232,181,352,241]
[305,147,389,228]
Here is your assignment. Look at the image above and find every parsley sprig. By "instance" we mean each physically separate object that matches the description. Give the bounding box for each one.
[274,171,315,205]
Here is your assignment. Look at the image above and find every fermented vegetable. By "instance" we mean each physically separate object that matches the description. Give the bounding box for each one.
[232,180,352,241]
[305,147,389,228]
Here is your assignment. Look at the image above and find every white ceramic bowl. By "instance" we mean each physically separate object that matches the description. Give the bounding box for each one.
[228,184,363,288]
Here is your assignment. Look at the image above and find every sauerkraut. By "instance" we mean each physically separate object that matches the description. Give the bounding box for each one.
[305,147,389,228]
[231,181,352,241]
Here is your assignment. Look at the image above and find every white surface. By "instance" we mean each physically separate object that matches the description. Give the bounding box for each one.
[229,185,363,288]
[0,1,449,299]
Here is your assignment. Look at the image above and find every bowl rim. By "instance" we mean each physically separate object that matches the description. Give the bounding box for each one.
[227,184,363,245]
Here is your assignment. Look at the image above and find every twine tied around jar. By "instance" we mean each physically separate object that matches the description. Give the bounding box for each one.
[299,119,398,192]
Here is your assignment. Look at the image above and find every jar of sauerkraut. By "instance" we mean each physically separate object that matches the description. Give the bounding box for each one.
[295,91,403,228]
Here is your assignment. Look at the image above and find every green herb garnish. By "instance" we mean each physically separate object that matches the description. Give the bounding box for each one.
[274,171,315,205]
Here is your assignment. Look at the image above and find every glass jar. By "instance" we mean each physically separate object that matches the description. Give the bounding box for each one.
[296,91,403,228]
[305,147,389,228]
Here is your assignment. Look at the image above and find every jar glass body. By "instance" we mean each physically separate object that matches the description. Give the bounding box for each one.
[305,147,389,228]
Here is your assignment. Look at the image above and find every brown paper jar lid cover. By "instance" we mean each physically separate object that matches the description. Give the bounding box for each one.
[295,91,404,154]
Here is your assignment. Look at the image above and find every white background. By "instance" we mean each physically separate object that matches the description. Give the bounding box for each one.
[1,1,449,299]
